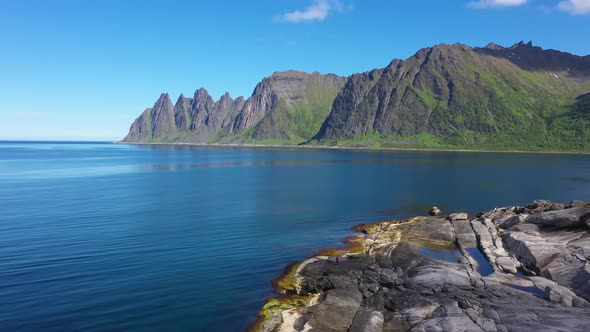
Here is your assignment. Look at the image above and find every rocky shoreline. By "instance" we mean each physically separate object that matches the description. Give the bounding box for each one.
[252,200,590,332]
[118,141,590,155]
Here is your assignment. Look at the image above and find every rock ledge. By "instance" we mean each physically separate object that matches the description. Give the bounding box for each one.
[252,200,590,332]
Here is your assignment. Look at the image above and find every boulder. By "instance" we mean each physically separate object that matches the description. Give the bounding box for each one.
[477,207,516,220]
[545,286,574,307]
[364,264,381,278]
[496,256,518,273]
[526,207,590,228]
[379,268,398,288]
[495,214,528,229]
[526,200,556,213]
[429,206,441,216]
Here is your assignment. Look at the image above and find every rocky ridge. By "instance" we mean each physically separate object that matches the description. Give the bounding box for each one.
[123,41,590,151]
[253,199,590,332]
[123,71,346,144]
[313,42,590,150]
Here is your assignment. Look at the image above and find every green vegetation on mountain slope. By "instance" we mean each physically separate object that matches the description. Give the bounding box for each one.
[312,42,590,151]
[124,42,590,152]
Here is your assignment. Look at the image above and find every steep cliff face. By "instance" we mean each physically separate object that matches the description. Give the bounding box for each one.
[123,93,175,142]
[123,71,346,144]
[181,89,245,142]
[123,107,152,142]
[150,93,176,138]
[237,71,347,143]
[174,94,192,131]
[313,42,590,150]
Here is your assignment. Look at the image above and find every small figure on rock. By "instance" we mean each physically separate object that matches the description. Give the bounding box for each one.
[335,256,340,265]
[429,206,441,216]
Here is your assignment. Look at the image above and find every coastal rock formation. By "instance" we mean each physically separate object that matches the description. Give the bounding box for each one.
[253,200,590,331]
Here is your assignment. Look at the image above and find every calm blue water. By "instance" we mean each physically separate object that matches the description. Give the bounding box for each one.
[1,142,590,331]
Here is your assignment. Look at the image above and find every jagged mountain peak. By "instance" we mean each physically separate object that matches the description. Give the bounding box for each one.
[176,93,191,103]
[124,41,590,150]
[157,92,171,101]
[176,93,191,105]
[476,40,589,73]
[153,93,173,109]
[511,40,534,48]
[219,91,233,102]
[194,87,210,97]
[485,42,504,50]
[124,70,346,144]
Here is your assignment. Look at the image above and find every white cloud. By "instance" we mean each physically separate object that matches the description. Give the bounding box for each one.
[557,0,590,14]
[467,0,527,8]
[278,0,344,23]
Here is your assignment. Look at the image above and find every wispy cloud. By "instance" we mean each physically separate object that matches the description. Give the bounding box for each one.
[557,0,590,14]
[467,0,527,8]
[277,0,345,23]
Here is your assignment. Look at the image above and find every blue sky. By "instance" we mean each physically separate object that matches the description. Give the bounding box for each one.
[0,0,589,141]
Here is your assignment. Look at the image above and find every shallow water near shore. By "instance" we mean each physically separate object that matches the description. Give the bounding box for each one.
[1,141,590,331]
[466,248,495,276]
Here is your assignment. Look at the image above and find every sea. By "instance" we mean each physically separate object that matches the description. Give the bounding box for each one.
[1,141,589,331]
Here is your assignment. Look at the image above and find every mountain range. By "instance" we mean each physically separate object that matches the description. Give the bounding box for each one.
[123,41,590,151]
